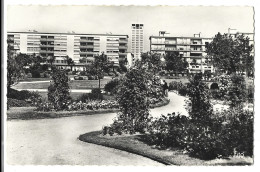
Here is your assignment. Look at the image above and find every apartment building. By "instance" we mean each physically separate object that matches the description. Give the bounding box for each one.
[131,24,144,61]
[149,35,213,74]
[7,31,128,70]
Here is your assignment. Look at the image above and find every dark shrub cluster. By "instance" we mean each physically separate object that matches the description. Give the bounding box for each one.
[104,79,120,94]
[78,88,103,102]
[7,88,42,108]
[7,98,30,107]
[147,110,253,160]
[7,88,41,101]
[168,81,189,96]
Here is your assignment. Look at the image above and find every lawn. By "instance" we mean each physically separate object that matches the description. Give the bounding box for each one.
[79,131,253,166]
[7,107,119,120]
[12,78,112,90]
[37,92,115,100]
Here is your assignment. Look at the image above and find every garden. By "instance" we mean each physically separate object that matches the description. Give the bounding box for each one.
[79,33,254,165]
[6,32,254,165]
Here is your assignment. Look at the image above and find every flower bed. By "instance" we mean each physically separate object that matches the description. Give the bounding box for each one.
[36,100,120,112]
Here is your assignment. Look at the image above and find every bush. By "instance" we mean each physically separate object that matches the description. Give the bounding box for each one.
[7,88,41,101]
[31,70,41,78]
[7,98,30,108]
[104,68,151,135]
[178,85,188,96]
[90,88,103,100]
[148,110,253,160]
[48,69,71,111]
[78,89,103,102]
[104,79,120,94]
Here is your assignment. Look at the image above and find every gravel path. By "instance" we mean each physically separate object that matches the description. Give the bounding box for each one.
[151,92,188,118]
[6,113,163,166]
[6,92,187,165]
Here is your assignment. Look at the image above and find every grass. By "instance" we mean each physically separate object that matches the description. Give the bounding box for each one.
[37,92,115,100]
[79,131,253,166]
[7,107,119,120]
[12,78,112,90]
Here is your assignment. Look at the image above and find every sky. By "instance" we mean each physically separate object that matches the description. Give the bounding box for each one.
[7,6,254,51]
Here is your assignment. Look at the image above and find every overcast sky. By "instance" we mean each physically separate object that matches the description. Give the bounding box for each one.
[7,6,254,51]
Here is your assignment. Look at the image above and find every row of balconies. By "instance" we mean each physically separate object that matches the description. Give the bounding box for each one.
[153,48,205,52]
[151,41,204,45]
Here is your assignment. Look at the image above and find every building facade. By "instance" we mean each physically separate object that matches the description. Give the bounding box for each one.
[149,35,214,74]
[131,24,144,61]
[7,31,128,70]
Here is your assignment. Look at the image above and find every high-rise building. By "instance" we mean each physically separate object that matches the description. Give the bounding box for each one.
[131,24,144,61]
[7,31,128,71]
[149,34,214,74]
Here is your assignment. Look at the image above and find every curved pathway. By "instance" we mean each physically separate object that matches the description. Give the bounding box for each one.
[151,92,188,118]
[6,92,187,165]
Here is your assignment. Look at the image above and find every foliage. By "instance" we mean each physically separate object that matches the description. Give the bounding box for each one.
[7,42,30,89]
[65,55,75,71]
[228,74,247,109]
[104,68,151,135]
[104,78,120,94]
[168,81,189,96]
[85,53,109,88]
[47,69,71,111]
[206,33,254,76]
[186,74,213,121]
[141,52,162,75]
[7,98,30,108]
[148,110,253,160]
[36,99,119,112]
[7,88,39,100]
[164,52,188,73]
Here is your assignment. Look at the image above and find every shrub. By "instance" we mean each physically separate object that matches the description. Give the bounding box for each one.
[7,88,41,101]
[104,68,151,135]
[89,88,103,100]
[104,79,120,94]
[186,74,213,121]
[178,85,188,96]
[78,89,103,101]
[148,110,253,160]
[7,98,30,108]
[31,70,41,78]
[48,69,71,111]
[228,74,247,109]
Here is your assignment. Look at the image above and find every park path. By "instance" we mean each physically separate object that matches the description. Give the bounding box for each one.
[6,92,187,166]
[151,92,188,118]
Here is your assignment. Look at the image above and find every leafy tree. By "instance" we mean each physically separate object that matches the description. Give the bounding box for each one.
[79,57,87,64]
[164,51,189,74]
[228,74,247,109]
[7,39,32,90]
[113,68,151,133]
[141,52,162,75]
[65,55,75,71]
[186,73,213,122]
[47,55,56,66]
[48,69,70,110]
[206,33,254,75]
[86,53,109,89]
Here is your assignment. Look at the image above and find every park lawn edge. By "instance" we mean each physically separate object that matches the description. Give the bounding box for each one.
[7,108,120,120]
[7,98,170,121]
[79,131,253,166]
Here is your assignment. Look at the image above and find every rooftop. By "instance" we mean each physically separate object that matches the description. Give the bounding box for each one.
[7,31,129,38]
